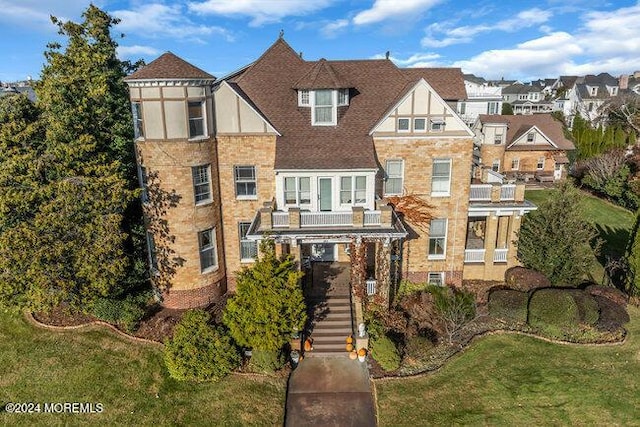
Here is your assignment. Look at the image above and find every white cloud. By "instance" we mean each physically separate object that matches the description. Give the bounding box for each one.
[422,7,552,47]
[117,45,161,58]
[0,0,96,30]
[188,0,336,26]
[353,0,442,26]
[372,52,443,67]
[321,19,349,39]
[113,4,233,43]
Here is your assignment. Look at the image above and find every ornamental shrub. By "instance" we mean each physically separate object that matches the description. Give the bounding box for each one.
[504,266,551,292]
[249,349,285,373]
[91,294,147,332]
[568,289,600,326]
[371,334,401,371]
[593,295,630,332]
[529,289,580,330]
[488,289,529,323]
[403,335,435,360]
[164,309,240,382]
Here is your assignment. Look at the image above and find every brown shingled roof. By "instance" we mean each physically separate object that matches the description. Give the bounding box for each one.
[478,114,575,151]
[229,38,467,170]
[401,68,467,100]
[124,52,215,81]
[293,59,351,89]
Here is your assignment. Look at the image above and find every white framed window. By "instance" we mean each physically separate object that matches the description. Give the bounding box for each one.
[239,222,257,261]
[146,231,158,272]
[340,176,367,205]
[428,272,445,286]
[132,102,144,139]
[234,165,257,198]
[511,158,520,170]
[459,102,466,115]
[431,158,452,196]
[188,101,205,138]
[527,132,535,142]
[198,228,218,272]
[384,159,404,196]
[192,164,212,205]
[492,159,500,172]
[298,89,310,106]
[537,157,545,170]
[284,177,311,205]
[338,88,349,106]
[428,219,447,259]
[610,87,618,96]
[138,165,149,203]
[488,102,499,114]
[414,118,426,132]
[430,118,445,132]
[398,118,410,132]
[590,86,598,96]
[313,89,335,125]
[494,133,503,144]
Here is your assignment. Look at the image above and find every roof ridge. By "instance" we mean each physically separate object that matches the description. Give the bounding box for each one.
[125,51,214,80]
[235,37,302,84]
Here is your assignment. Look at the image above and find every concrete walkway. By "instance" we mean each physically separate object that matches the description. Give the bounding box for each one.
[285,357,376,426]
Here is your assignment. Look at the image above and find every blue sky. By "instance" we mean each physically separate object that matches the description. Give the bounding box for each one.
[1,0,639,83]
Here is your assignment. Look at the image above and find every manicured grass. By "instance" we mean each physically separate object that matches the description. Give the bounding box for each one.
[525,188,635,281]
[376,305,640,425]
[0,311,286,426]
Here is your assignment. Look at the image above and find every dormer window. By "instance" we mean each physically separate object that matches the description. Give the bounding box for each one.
[338,88,349,106]
[313,90,335,125]
[298,90,310,106]
[527,132,535,142]
[590,86,598,96]
[609,86,618,96]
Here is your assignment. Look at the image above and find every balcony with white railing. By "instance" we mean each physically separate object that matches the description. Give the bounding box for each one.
[469,183,523,203]
[257,205,396,232]
[493,248,508,262]
[464,249,486,263]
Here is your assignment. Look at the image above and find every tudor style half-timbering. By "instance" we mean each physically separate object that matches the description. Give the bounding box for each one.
[125,39,537,310]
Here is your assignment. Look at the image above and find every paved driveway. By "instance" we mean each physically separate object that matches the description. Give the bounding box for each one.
[285,357,376,426]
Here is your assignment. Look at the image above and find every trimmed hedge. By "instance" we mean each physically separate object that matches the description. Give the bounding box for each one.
[594,295,630,332]
[585,284,628,307]
[529,289,580,330]
[371,334,401,372]
[249,349,285,373]
[504,266,551,292]
[567,289,600,326]
[488,289,529,323]
[91,295,146,333]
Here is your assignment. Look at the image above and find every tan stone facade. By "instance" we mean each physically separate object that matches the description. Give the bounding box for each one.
[373,136,473,285]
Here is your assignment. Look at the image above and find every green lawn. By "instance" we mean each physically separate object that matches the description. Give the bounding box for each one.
[525,188,635,281]
[0,311,285,426]
[376,305,640,425]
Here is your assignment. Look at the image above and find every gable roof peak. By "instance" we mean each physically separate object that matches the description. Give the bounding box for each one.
[124,51,214,81]
[293,58,350,89]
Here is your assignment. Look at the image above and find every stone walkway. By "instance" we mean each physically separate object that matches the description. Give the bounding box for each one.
[285,357,376,426]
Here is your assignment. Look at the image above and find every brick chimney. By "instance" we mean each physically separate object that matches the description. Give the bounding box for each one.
[619,74,629,90]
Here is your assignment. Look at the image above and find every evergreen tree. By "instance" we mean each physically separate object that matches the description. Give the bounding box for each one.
[625,211,640,296]
[223,241,306,369]
[517,182,600,286]
[0,6,142,311]
[501,102,513,115]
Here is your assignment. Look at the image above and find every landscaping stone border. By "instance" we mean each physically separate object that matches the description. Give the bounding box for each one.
[24,311,164,347]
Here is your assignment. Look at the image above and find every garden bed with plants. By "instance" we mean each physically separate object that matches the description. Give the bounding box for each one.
[365,267,631,379]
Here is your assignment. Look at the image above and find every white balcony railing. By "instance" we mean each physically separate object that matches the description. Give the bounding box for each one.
[272,212,289,227]
[464,249,486,263]
[493,248,508,262]
[364,211,381,226]
[469,184,492,201]
[301,211,353,227]
[500,184,516,201]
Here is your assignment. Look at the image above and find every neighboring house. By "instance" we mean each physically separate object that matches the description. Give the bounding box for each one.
[0,80,36,102]
[502,83,553,115]
[567,73,620,124]
[458,74,503,126]
[473,114,575,182]
[124,38,536,309]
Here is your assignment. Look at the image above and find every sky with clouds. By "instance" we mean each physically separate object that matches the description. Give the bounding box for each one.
[1,0,639,83]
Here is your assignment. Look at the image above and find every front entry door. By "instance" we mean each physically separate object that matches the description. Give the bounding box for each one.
[554,164,563,180]
[318,178,332,211]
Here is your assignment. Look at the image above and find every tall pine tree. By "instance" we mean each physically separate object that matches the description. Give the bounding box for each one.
[0,6,144,311]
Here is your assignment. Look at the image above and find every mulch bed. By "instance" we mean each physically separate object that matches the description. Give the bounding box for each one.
[31,293,231,343]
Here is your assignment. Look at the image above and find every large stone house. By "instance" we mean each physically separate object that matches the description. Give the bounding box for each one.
[473,113,575,182]
[124,38,536,309]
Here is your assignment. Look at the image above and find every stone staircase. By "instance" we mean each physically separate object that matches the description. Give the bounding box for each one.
[306,295,353,357]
